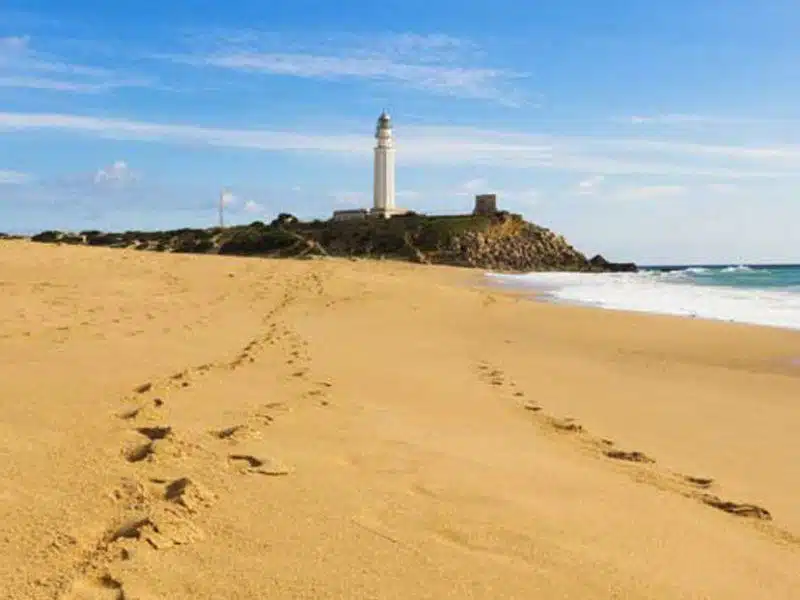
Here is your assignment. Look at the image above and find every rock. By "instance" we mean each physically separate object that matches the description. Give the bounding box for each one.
[27,213,636,273]
[589,254,638,273]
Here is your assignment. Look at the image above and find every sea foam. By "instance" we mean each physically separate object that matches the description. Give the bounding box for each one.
[486,269,800,331]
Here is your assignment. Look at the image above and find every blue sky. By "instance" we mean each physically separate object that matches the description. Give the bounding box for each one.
[1,1,799,264]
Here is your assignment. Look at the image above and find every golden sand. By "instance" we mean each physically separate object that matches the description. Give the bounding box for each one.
[1,240,798,599]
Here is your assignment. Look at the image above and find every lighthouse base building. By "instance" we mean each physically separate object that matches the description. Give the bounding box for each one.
[330,110,501,222]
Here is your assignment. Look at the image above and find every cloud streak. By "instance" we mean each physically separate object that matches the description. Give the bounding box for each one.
[625,114,800,127]
[163,32,524,105]
[2,111,800,178]
[0,35,152,93]
[0,169,29,184]
[606,184,687,202]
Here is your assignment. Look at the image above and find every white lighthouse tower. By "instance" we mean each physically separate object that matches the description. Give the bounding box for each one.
[371,110,397,218]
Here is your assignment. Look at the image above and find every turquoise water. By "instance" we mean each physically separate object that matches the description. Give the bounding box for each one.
[646,264,800,291]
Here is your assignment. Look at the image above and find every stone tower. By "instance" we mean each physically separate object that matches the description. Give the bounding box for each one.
[473,194,498,216]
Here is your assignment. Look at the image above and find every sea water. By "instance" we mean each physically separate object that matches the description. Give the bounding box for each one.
[486,265,800,331]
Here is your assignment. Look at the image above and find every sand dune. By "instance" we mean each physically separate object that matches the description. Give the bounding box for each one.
[1,240,798,599]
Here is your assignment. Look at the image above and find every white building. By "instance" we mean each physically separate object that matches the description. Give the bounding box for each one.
[332,111,407,222]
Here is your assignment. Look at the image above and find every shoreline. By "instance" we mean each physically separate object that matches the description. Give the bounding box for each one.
[485,280,800,376]
[483,268,800,333]
[1,241,799,599]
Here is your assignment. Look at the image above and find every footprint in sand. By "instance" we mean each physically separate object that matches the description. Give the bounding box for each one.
[105,509,205,550]
[548,417,584,433]
[476,362,505,386]
[604,450,655,464]
[117,398,163,422]
[213,424,246,440]
[484,367,505,386]
[106,517,154,544]
[228,454,290,476]
[108,478,149,510]
[62,575,124,600]
[136,426,172,441]
[123,426,173,462]
[700,495,772,520]
[124,442,155,463]
[162,477,215,513]
[254,401,292,424]
[133,382,152,394]
[211,424,262,443]
[169,372,192,388]
[118,407,142,421]
[685,475,714,489]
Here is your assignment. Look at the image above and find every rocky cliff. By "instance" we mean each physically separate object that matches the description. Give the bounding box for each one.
[24,212,636,273]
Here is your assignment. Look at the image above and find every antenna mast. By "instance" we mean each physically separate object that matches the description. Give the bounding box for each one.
[219,188,227,228]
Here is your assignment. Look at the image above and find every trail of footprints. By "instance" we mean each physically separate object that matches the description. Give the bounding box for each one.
[475,360,792,533]
[59,272,337,598]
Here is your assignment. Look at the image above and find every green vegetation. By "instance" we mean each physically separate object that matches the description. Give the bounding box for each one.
[27,211,637,272]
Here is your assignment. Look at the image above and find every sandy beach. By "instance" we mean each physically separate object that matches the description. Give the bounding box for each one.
[1,239,799,600]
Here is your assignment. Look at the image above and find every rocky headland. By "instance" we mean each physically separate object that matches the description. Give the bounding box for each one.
[18,211,636,273]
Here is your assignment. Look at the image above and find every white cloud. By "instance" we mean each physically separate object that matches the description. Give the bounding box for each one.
[500,187,539,206]
[164,32,524,105]
[706,183,739,194]
[455,178,489,196]
[0,111,368,152]
[94,160,137,185]
[0,35,151,93]
[0,36,28,54]
[325,189,418,208]
[329,191,368,207]
[577,175,605,195]
[608,185,687,202]
[243,199,263,213]
[629,114,712,125]
[0,169,29,184]
[345,32,473,62]
[2,111,800,178]
[0,75,148,93]
[626,114,800,126]
[220,190,236,206]
[451,178,537,207]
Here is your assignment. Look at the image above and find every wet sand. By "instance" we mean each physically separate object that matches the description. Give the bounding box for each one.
[1,240,798,599]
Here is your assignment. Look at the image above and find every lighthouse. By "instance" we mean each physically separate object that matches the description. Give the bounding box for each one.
[371,110,397,218]
[330,110,408,222]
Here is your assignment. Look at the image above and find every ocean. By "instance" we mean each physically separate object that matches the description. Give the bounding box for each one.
[486,264,800,331]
